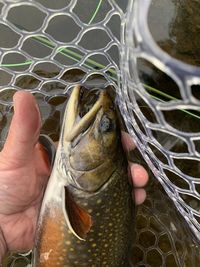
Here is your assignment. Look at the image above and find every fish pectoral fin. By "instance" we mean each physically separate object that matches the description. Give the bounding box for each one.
[62,186,92,241]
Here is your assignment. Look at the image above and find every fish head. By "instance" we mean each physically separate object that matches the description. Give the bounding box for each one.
[61,85,121,192]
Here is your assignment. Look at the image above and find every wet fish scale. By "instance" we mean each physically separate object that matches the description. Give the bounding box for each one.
[36,157,133,267]
[34,87,134,267]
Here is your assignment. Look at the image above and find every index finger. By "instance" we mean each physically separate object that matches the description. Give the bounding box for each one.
[121,131,136,151]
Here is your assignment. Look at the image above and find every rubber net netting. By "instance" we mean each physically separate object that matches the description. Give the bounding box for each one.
[0,0,199,267]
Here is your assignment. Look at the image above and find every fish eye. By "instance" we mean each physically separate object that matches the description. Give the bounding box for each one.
[99,115,114,133]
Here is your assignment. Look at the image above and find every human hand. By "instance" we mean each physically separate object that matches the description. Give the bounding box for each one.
[0,91,50,260]
[121,131,148,205]
[0,91,148,261]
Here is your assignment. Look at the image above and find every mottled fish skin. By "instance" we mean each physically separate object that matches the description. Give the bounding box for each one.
[33,86,135,267]
[35,157,133,267]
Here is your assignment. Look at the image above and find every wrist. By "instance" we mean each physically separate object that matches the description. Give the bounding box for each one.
[0,228,7,264]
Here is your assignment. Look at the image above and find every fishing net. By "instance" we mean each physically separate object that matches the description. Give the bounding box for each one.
[120,0,200,242]
[0,0,199,266]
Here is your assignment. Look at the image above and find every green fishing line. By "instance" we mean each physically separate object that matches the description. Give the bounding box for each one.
[88,0,103,24]
[0,0,199,120]
[0,0,103,68]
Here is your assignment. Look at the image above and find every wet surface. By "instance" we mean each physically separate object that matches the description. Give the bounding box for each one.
[128,149,200,267]
[148,0,200,66]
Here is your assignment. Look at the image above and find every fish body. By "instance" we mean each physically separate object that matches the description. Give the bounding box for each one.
[33,86,134,267]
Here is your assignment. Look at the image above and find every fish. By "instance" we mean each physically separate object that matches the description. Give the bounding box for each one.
[33,85,135,267]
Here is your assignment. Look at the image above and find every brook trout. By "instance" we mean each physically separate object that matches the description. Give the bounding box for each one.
[33,85,135,267]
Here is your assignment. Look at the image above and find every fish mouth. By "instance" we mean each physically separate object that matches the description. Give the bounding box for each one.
[63,85,105,142]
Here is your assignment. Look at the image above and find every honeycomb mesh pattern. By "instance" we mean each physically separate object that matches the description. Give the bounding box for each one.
[0,2,126,266]
[0,1,199,266]
[0,0,125,144]
[120,0,200,242]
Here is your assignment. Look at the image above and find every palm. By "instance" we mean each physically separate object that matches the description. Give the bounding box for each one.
[0,142,50,251]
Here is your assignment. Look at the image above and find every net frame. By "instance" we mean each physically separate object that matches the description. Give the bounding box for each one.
[120,0,200,241]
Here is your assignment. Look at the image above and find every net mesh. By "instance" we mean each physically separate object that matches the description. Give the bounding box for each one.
[0,0,199,266]
[120,0,200,242]
[0,0,124,146]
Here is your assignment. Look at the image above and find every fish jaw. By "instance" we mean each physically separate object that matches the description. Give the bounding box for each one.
[62,85,105,143]
[58,85,119,192]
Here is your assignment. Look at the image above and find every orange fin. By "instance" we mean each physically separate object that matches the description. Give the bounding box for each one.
[62,187,92,240]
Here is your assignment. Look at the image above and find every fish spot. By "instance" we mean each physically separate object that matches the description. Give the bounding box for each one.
[88,209,93,213]
[65,240,71,245]
[70,247,74,251]
[92,243,97,247]
[104,243,108,248]
[40,250,53,262]
[58,256,64,261]
[96,199,102,204]
[98,232,103,236]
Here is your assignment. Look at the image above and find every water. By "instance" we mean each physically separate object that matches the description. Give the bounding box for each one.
[149,0,200,66]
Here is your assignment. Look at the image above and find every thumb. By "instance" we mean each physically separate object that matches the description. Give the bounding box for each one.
[1,91,41,166]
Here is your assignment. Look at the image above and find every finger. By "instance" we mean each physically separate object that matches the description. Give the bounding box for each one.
[2,91,41,165]
[130,163,148,187]
[133,188,146,205]
[121,131,136,151]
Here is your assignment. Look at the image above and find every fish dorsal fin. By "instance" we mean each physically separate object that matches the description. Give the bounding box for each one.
[62,187,92,241]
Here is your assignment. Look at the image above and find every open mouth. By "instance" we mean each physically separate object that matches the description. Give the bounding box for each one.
[63,85,105,142]
[79,87,101,118]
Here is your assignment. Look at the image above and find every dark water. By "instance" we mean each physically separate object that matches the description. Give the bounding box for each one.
[149,0,200,67]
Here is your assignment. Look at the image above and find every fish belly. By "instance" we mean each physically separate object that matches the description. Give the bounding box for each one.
[34,165,134,267]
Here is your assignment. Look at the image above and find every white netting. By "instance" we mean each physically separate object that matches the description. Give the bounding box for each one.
[0,0,125,146]
[120,0,200,242]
